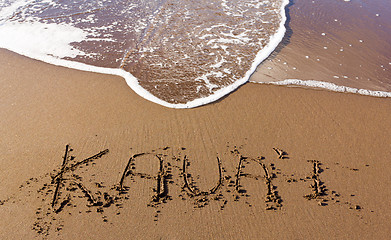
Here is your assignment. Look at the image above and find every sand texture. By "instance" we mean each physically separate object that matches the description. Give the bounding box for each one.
[1,49,391,239]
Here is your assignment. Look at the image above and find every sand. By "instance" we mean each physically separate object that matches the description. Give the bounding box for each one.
[1,48,391,239]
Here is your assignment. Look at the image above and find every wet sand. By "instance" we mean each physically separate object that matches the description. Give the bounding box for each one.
[1,49,391,239]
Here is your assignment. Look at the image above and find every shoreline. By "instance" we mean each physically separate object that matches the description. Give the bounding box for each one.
[1,0,390,107]
[0,0,291,108]
[1,49,391,239]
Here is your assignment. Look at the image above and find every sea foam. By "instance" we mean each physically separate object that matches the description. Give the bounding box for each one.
[265,79,391,98]
[0,21,88,58]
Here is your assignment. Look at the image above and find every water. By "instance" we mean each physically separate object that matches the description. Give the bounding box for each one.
[253,0,391,96]
[0,0,287,107]
[0,0,390,108]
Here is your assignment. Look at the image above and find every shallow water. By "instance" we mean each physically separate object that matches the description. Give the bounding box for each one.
[253,0,391,93]
[0,0,286,105]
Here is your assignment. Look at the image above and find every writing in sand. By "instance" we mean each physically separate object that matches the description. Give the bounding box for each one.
[0,143,366,237]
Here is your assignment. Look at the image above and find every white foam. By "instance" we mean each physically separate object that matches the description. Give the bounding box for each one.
[262,79,391,98]
[0,0,291,108]
[0,0,30,23]
[0,21,88,58]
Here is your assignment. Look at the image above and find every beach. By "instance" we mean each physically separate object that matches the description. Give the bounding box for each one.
[1,48,391,239]
[1,0,391,238]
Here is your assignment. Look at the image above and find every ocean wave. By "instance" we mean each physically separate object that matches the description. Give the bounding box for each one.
[0,0,289,108]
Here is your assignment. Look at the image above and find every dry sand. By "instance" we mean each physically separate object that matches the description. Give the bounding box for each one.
[1,48,391,239]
